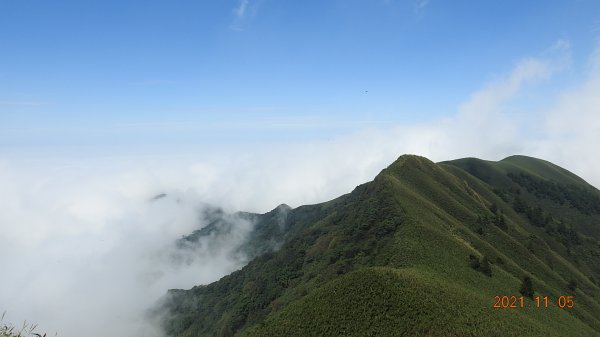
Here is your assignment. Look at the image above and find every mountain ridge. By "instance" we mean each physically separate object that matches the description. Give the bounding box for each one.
[157,154,600,337]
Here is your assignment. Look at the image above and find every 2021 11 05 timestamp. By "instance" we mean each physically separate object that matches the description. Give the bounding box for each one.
[492,295,575,309]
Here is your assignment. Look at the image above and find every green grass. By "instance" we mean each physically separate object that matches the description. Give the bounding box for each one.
[159,154,600,337]
[242,267,596,337]
[500,155,590,187]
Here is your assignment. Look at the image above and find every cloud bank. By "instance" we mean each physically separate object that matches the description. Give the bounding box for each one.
[1,40,600,337]
[0,167,256,337]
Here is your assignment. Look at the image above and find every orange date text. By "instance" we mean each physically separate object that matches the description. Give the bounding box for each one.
[493,295,574,309]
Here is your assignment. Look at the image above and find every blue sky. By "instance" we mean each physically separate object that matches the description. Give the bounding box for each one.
[3,3,600,335]
[2,0,599,156]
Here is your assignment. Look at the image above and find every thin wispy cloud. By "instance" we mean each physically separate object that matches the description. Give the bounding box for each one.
[231,0,250,31]
[458,57,552,118]
[548,38,571,52]
[234,0,249,19]
[591,20,600,33]
[231,0,260,31]
[414,0,430,17]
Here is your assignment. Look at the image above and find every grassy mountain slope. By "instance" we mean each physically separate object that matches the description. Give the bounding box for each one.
[158,155,600,337]
[242,267,590,337]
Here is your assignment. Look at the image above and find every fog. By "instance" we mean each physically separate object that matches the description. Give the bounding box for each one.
[0,166,257,337]
[1,42,600,336]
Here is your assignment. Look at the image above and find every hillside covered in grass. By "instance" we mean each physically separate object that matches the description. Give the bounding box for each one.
[157,155,600,337]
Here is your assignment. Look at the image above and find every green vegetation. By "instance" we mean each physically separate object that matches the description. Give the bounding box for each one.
[0,313,44,337]
[158,155,600,337]
[480,256,492,276]
[242,268,589,337]
[519,276,535,298]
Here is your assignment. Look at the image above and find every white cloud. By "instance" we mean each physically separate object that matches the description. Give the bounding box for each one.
[528,44,600,187]
[234,0,249,18]
[231,0,251,30]
[0,164,255,337]
[458,57,552,117]
[549,38,571,53]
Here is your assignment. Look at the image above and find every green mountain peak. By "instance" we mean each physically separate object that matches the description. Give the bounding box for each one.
[157,154,600,337]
